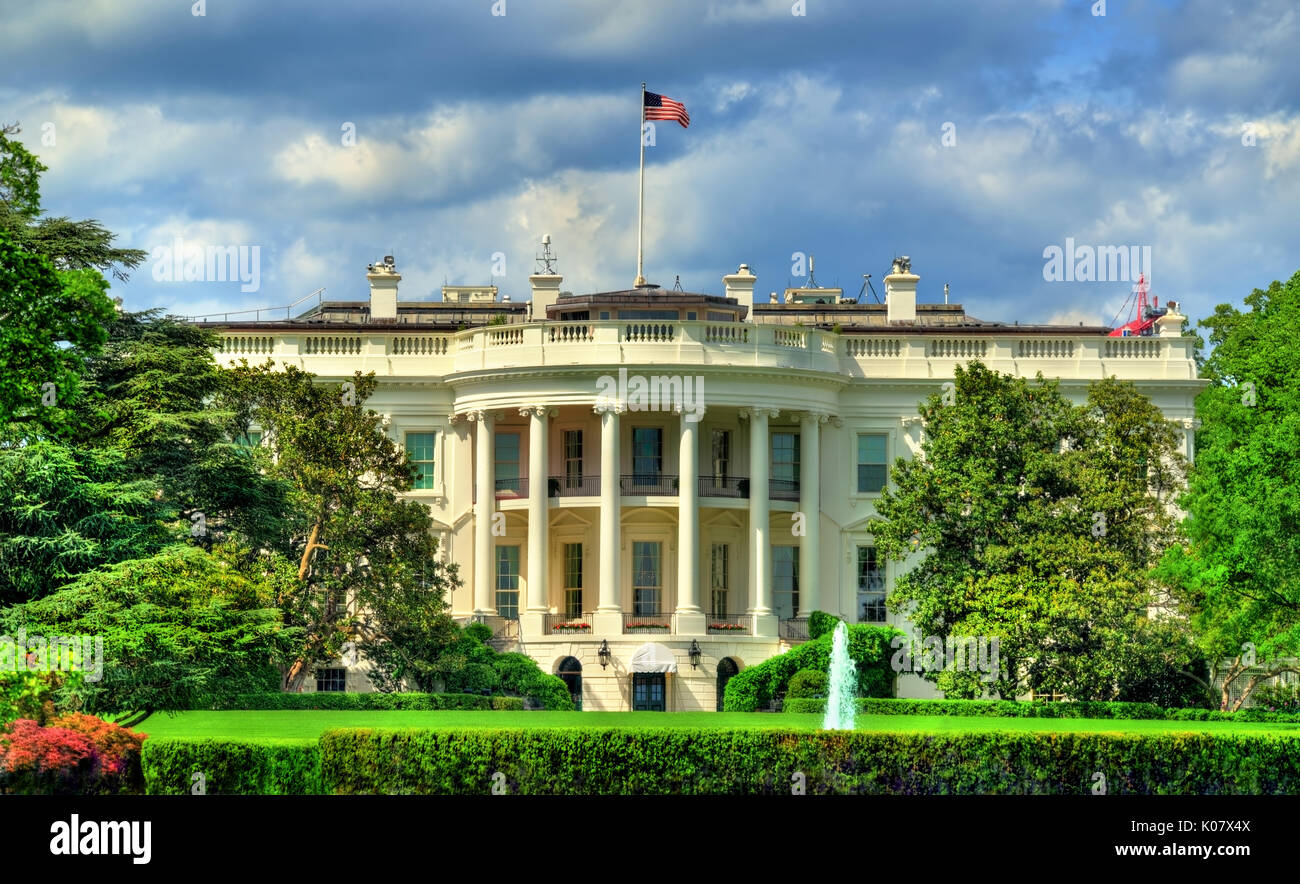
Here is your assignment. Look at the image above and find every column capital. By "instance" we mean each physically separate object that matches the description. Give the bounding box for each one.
[673,403,706,420]
[1179,417,1202,430]
[901,415,924,428]
[739,407,780,421]
[519,406,556,420]
[466,409,495,424]
[447,411,463,424]
[593,402,627,416]
[800,410,831,425]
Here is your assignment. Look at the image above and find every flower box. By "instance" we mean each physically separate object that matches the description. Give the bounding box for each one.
[708,623,748,631]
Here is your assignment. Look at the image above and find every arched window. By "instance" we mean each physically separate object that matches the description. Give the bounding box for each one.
[716,657,740,711]
[557,656,583,710]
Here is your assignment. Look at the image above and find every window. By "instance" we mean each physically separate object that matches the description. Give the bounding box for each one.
[619,309,678,320]
[857,434,888,493]
[599,311,610,320]
[687,311,697,321]
[632,428,663,485]
[706,311,732,322]
[316,668,346,692]
[236,430,262,450]
[711,429,730,479]
[563,543,583,618]
[495,545,520,618]
[632,673,666,711]
[773,546,799,619]
[710,543,729,617]
[495,432,520,493]
[632,541,662,615]
[406,432,436,490]
[563,430,583,489]
[772,431,800,495]
[857,546,886,622]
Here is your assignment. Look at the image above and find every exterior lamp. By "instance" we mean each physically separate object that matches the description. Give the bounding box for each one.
[598,640,612,669]
[689,640,702,669]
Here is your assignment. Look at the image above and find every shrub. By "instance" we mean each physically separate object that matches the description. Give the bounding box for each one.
[317,727,1300,795]
[142,738,321,795]
[0,714,143,794]
[807,611,840,641]
[723,624,900,711]
[1251,682,1300,714]
[449,663,500,695]
[463,622,493,644]
[213,692,523,711]
[786,669,829,699]
[777,697,1300,723]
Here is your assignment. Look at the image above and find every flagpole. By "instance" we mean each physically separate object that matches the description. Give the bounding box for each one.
[635,81,647,288]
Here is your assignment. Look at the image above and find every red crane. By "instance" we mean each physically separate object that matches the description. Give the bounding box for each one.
[1108,273,1166,337]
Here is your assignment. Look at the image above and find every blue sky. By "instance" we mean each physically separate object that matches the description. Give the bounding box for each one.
[2,0,1296,326]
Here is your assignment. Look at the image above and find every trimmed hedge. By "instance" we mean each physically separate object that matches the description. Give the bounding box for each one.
[781,697,1300,723]
[142,738,321,795]
[723,624,902,711]
[213,692,524,711]
[315,728,1300,795]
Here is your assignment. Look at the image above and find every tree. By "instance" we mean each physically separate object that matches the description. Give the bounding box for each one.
[872,362,1190,701]
[222,363,454,691]
[1159,269,1300,709]
[0,124,146,281]
[3,544,295,728]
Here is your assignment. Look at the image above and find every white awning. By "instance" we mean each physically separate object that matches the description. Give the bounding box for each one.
[630,642,678,673]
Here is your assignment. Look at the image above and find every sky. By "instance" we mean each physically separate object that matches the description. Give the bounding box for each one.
[2,0,1297,327]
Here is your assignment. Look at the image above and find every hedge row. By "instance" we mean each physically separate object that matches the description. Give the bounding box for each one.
[142,739,322,795]
[723,624,901,711]
[212,692,525,711]
[143,728,1300,794]
[781,697,1300,723]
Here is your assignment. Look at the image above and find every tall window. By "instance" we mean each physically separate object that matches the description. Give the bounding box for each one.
[771,431,800,493]
[406,432,436,490]
[857,546,886,622]
[632,541,662,615]
[563,543,583,618]
[563,430,583,489]
[316,668,346,692]
[495,545,520,618]
[632,428,663,485]
[495,432,520,493]
[711,429,730,482]
[710,543,729,617]
[773,546,799,620]
[236,430,262,450]
[857,434,888,493]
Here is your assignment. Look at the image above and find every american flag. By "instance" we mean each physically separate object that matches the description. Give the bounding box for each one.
[644,91,690,128]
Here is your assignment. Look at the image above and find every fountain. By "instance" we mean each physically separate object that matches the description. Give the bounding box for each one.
[822,620,858,730]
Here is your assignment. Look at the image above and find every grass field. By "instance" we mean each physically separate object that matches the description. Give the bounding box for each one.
[135,710,1300,743]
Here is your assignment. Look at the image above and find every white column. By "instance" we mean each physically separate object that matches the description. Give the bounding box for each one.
[522,406,551,637]
[743,407,779,637]
[471,410,496,615]
[594,403,624,635]
[798,412,825,618]
[675,407,704,633]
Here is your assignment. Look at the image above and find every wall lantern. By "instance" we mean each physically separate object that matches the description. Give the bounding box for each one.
[688,640,702,670]
[598,640,612,670]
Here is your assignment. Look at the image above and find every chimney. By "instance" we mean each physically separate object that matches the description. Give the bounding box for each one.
[885,256,918,323]
[366,255,400,320]
[723,263,757,320]
[529,235,563,321]
[1156,300,1186,337]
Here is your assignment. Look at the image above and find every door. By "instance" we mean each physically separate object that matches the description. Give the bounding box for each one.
[632,673,666,711]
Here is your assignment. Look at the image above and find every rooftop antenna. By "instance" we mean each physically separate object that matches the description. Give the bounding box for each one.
[535,234,558,274]
[857,273,881,304]
[673,275,684,292]
[808,255,818,288]
[944,283,950,305]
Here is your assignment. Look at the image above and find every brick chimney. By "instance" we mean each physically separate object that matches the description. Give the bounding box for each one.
[366,255,400,320]
[723,263,757,320]
[885,256,918,323]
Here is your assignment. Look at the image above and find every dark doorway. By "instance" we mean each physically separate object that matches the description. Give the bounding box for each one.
[716,657,740,711]
[557,656,582,710]
[632,673,666,711]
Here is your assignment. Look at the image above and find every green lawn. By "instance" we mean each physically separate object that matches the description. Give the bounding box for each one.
[136,710,1300,743]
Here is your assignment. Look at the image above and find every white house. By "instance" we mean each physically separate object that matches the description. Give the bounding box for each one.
[203,247,1204,710]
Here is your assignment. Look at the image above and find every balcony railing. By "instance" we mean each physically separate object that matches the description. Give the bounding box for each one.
[769,478,800,501]
[548,475,600,497]
[473,477,529,503]
[623,612,672,633]
[619,474,679,496]
[699,475,748,498]
[545,613,593,635]
[706,614,750,634]
[779,617,810,642]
